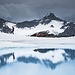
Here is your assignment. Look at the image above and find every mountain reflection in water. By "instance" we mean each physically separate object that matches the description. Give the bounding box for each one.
[0,48,75,70]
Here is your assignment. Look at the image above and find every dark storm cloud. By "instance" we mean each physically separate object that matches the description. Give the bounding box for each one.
[0,0,75,22]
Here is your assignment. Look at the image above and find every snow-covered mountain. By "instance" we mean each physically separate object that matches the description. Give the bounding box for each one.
[0,18,16,33]
[0,13,75,37]
[15,13,75,37]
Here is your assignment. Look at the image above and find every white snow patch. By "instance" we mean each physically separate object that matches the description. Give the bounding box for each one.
[5,22,16,29]
[14,20,64,35]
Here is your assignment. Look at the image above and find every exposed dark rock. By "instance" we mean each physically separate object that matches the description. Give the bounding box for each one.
[0,18,6,28]
[16,20,39,28]
[1,25,11,33]
[59,22,75,37]
[31,31,49,37]
[39,13,64,25]
[50,25,54,28]
[0,18,14,33]
[31,31,56,37]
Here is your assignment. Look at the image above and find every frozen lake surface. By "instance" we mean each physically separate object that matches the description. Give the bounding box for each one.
[0,33,75,75]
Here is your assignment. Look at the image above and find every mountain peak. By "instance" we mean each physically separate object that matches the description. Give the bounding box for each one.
[39,13,63,24]
[43,13,63,21]
[42,13,56,20]
[46,13,56,18]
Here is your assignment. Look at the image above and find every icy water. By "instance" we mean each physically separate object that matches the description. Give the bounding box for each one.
[0,35,75,75]
[0,60,75,75]
[0,47,75,75]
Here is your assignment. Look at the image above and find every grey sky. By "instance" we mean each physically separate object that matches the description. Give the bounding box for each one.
[0,0,75,22]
